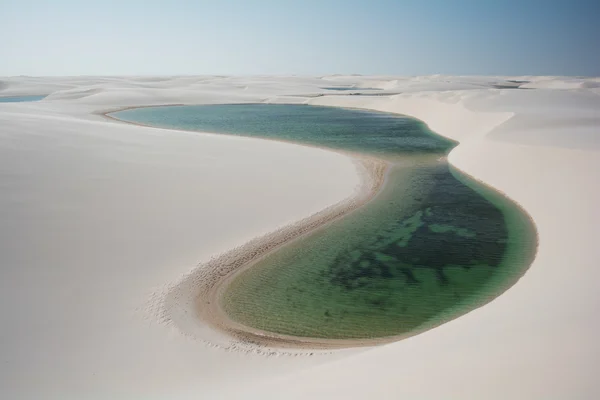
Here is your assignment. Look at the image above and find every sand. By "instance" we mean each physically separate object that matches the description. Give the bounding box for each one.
[1,75,599,399]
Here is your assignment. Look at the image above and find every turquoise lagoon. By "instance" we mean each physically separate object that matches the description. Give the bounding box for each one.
[113,104,536,340]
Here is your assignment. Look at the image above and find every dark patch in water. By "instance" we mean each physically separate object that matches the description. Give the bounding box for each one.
[328,164,506,295]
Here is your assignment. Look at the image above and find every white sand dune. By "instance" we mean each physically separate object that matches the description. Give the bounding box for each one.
[0,75,599,399]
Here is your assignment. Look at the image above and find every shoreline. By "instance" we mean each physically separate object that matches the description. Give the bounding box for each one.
[103,104,537,351]
[201,155,390,350]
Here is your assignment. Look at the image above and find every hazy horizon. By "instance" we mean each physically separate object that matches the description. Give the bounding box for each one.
[2,0,599,77]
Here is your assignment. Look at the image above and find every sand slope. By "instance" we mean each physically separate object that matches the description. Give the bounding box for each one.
[1,75,599,399]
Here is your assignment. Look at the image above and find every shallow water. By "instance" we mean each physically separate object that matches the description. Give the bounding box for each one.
[321,87,381,91]
[0,95,46,103]
[114,104,536,339]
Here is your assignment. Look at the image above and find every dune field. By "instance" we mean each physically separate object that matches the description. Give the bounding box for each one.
[1,75,599,399]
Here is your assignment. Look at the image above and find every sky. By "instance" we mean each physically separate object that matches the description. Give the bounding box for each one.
[1,0,599,76]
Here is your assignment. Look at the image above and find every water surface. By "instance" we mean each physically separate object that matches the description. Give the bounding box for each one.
[0,95,46,103]
[114,104,535,340]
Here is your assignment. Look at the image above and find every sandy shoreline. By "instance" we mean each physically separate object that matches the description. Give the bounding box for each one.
[201,155,388,350]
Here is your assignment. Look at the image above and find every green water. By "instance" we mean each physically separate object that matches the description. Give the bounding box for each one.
[114,104,536,340]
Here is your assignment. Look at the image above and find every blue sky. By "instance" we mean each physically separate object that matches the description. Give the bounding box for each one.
[1,0,598,76]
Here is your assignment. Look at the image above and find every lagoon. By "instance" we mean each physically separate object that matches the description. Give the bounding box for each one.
[113,104,536,340]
